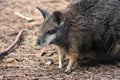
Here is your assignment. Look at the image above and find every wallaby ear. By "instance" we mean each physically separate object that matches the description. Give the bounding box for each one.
[52,11,65,26]
[36,7,49,19]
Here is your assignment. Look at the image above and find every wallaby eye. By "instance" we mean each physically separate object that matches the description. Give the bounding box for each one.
[47,30,56,34]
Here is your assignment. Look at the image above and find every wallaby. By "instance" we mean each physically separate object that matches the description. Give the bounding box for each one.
[36,0,120,74]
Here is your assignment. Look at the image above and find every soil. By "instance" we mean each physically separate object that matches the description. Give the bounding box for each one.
[0,0,120,80]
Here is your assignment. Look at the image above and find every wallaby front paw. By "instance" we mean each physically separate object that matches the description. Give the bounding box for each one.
[64,69,72,75]
[57,65,63,69]
[53,66,62,70]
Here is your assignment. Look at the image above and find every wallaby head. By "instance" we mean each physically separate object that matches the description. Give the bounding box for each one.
[36,7,67,47]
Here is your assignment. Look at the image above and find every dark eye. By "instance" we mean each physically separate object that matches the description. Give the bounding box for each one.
[47,30,56,34]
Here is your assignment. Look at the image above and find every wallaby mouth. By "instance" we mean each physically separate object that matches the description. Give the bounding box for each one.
[38,43,46,47]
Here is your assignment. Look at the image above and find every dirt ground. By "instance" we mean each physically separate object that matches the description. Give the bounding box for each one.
[0,0,120,80]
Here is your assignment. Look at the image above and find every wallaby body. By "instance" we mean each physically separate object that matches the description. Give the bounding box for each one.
[36,0,120,74]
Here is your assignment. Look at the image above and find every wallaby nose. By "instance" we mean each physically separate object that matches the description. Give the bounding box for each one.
[37,40,41,45]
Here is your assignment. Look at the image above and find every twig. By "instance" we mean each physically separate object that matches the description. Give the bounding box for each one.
[0,30,25,58]
[14,12,34,22]
[41,0,60,3]
[61,0,70,5]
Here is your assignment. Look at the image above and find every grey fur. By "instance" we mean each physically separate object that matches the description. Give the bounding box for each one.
[37,0,120,73]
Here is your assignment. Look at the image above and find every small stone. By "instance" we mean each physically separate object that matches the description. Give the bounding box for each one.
[45,60,53,65]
